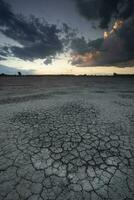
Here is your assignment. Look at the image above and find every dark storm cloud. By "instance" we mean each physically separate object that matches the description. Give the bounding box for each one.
[70,16,134,66]
[71,37,90,54]
[9,22,63,61]
[100,17,134,65]
[73,0,134,28]
[69,0,134,66]
[71,37,103,54]
[0,0,13,25]
[0,0,66,61]
[1,0,134,67]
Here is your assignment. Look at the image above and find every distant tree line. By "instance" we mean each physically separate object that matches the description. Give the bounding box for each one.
[0,72,22,76]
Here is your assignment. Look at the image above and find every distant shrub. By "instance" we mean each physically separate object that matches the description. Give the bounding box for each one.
[18,72,22,76]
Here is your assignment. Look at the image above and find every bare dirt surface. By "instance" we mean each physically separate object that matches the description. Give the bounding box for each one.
[0,76,134,200]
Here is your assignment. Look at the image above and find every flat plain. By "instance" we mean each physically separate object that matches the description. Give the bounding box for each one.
[0,76,134,200]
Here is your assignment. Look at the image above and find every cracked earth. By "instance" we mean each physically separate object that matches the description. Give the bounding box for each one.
[0,76,134,200]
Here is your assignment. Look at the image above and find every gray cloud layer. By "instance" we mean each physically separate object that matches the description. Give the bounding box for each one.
[70,0,134,66]
[70,18,134,66]
[73,0,134,28]
[0,0,134,67]
[0,0,66,62]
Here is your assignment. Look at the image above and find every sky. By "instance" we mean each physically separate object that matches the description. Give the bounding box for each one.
[0,0,134,75]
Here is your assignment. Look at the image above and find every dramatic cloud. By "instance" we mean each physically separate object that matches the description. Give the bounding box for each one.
[69,0,134,67]
[71,37,90,54]
[71,37,103,54]
[0,0,134,68]
[0,0,66,61]
[70,18,134,66]
[73,0,134,28]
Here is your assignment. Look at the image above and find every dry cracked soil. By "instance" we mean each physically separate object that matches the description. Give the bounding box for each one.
[0,76,134,200]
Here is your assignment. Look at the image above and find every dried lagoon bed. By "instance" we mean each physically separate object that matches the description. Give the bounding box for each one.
[0,76,134,200]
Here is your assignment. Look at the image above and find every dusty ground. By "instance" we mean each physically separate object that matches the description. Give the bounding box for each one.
[0,76,134,200]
